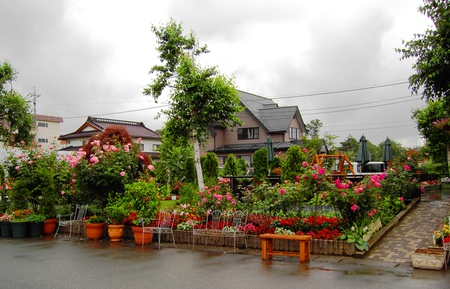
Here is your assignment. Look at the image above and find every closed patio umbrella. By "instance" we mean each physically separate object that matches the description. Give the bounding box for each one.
[382,137,393,165]
[356,135,370,171]
[264,136,274,162]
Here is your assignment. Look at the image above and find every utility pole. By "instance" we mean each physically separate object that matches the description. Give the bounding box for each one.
[32,87,40,143]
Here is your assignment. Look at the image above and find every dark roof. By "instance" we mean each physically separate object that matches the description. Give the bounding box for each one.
[59,116,161,140]
[209,140,303,154]
[238,90,305,133]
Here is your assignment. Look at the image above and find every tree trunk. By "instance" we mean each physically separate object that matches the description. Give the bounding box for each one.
[192,130,205,191]
[447,143,450,176]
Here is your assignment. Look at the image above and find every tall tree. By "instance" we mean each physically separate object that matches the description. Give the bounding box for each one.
[396,0,450,103]
[0,61,33,146]
[305,119,323,139]
[413,99,450,173]
[143,19,243,191]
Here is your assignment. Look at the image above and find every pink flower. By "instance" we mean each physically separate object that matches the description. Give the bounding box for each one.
[89,156,99,164]
[15,166,20,170]
[321,192,327,199]
[399,197,404,202]
[61,191,65,195]
[313,174,318,180]
[302,148,308,153]
[351,204,358,211]
[137,138,142,143]
[202,197,207,203]
[120,171,126,177]
[279,188,286,195]
[301,162,308,167]
[296,175,301,181]
[318,168,325,175]
[148,165,155,171]
[404,165,410,171]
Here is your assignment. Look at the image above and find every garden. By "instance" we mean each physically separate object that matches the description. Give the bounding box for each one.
[0,126,445,255]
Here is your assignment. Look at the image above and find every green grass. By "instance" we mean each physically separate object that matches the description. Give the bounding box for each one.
[160,200,177,209]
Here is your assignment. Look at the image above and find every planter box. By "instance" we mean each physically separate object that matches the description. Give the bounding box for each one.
[411,248,445,270]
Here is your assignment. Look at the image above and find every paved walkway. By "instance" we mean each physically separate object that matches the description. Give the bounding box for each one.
[365,196,450,264]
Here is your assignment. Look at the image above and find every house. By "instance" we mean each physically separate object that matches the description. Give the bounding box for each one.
[202,90,307,166]
[35,114,64,149]
[58,116,162,159]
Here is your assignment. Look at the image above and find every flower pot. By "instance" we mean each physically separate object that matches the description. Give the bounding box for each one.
[27,222,43,237]
[0,221,12,237]
[85,223,106,240]
[10,222,28,238]
[131,225,153,245]
[42,218,58,235]
[108,224,125,242]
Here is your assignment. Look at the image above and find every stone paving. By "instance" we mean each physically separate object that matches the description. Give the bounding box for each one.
[365,196,450,264]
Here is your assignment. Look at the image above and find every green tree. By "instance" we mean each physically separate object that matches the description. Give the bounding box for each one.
[0,61,33,146]
[143,19,243,191]
[222,154,238,176]
[201,152,219,184]
[253,148,268,182]
[413,99,450,173]
[396,0,450,103]
[337,135,359,160]
[305,119,323,138]
[281,145,307,182]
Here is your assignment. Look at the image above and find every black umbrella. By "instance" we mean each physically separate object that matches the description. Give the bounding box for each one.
[264,136,274,162]
[382,137,393,164]
[356,135,371,170]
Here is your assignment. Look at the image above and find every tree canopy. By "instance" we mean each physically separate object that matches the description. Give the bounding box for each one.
[396,0,450,103]
[0,61,33,146]
[143,19,243,190]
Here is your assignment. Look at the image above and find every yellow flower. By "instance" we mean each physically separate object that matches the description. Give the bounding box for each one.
[434,231,442,238]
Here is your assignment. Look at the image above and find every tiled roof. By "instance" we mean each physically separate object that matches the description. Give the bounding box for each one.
[59,116,161,140]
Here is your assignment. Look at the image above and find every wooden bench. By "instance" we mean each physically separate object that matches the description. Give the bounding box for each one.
[259,233,312,262]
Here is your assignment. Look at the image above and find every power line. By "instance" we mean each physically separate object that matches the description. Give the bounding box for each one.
[266,81,410,100]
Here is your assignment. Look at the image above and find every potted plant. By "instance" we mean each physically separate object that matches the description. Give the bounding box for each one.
[27,213,46,237]
[121,178,160,245]
[104,194,129,242]
[84,214,106,240]
[10,209,31,238]
[0,213,12,237]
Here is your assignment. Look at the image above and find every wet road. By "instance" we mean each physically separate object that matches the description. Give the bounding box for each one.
[0,237,448,289]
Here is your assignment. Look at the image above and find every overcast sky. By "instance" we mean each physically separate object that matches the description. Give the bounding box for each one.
[0,0,432,148]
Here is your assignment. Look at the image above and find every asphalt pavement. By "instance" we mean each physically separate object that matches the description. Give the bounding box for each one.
[0,235,449,289]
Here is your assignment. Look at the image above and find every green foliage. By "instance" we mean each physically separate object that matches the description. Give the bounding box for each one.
[201,152,219,182]
[339,223,370,251]
[0,61,34,146]
[195,178,237,216]
[104,193,130,225]
[305,119,323,138]
[413,99,450,170]
[156,131,194,186]
[396,0,450,103]
[73,140,142,207]
[237,158,248,176]
[222,154,238,176]
[143,18,243,190]
[178,182,198,205]
[253,148,268,182]
[337,135,359,160]
[3,143,71,217]
[123,179,161,221]
[281,145,307,182]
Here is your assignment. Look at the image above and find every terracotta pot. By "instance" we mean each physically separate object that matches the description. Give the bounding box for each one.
[131,225,153,245]
[108,224,125,242]
[85,223,105,240]
[42,218,58,235]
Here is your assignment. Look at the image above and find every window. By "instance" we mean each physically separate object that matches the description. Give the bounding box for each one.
[289,127,300,140]
[152,144,160,151]
[237,128,259,140]
[37,122,48,128]
[38,138,48,143]
[82,140,86,146]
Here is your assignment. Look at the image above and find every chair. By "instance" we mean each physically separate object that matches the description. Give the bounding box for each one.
[54,205,88,238]
[142,209,177,249]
